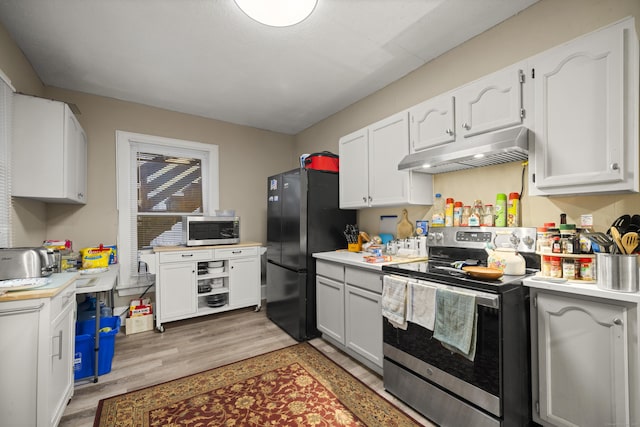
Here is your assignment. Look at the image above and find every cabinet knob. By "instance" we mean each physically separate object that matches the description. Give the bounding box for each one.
[78,193,84,198]
[363,196,367,202]
[368,196,372,202]
[613,318,623,325]
[445,128,453,135]
[610,163,620,171]
[462,123,470,130]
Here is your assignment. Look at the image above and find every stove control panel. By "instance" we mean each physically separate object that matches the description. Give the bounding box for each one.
[427,227,537,252]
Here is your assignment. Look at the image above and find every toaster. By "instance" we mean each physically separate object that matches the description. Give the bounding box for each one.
[0,247,56,280]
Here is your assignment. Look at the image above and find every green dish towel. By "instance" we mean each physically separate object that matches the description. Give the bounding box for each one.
[433,288,477,360]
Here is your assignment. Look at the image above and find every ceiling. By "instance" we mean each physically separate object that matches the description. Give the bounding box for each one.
[0,0,538,135]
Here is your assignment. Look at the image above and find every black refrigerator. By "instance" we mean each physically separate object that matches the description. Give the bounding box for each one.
[266,168,356,341]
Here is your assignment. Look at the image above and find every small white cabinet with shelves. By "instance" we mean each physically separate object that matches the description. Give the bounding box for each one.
[339,111,433,208]
[529,17,639,196]
[155,245,261,332]
[12,94,88,204]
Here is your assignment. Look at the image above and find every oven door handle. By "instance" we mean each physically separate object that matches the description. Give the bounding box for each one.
[414,279,499,309]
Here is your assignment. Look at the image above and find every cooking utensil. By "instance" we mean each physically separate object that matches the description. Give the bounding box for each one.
[434,266,503,280]
[610,226,625,254]
[631,214,640,227]
[621,232,639,255]
[581,231,615,253]
[609,214,631,234]
[396,209,414,239]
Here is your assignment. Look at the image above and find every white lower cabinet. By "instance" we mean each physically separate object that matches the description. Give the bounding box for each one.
[531,289,636,427]
[155,246,261,331]
[316,259,383,374]
[0,282,76,427]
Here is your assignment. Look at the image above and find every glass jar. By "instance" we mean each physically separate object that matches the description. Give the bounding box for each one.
[482,204,495,227]
[469,200,483,227]
[461,205,471,227]
[560,224,579,254]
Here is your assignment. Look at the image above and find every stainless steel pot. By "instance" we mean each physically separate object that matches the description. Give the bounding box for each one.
[596,253,639,293]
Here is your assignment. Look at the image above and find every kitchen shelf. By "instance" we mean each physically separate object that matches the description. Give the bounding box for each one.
[197,287,228,297]
[536,252,596,259]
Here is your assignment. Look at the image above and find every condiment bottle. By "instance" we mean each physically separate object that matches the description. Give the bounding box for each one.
[461,206,471,226]
[445,198,454,227]
[507,192,520,226]
[495,193,507,227]
[431,193,445,227]
[469,200,483,227]
[453,201,463,226]
[481,204,494,227]
[560,224,579,254]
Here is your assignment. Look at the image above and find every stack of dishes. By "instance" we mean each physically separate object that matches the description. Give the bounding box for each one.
[206,294,226,307]
[207,261,224,275]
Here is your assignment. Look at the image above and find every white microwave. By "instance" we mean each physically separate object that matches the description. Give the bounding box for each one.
[183,216,240,246]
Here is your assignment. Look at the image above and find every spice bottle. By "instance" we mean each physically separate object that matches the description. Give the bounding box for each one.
[469,200,483,227]
[453,201,463,226]
[562,258,576,280]
[560,224,579,254]
[580,258,593,280]
[495,193,507,227]
[541,255,552,276]
[482,204,495,227]
[445,198,454,227]
[550,256,562,278]
[461,206,471,227]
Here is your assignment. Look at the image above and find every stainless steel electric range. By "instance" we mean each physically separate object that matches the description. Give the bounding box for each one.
[381,227,539,427]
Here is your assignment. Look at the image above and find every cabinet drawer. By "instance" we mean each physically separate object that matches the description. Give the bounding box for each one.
[316,260,344,282]
[345,267,382,294]
[50,282,76,321]
[159,250,212,263]
[214,246,258,259]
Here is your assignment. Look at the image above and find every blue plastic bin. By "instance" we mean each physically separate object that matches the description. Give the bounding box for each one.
[74,316,121,380]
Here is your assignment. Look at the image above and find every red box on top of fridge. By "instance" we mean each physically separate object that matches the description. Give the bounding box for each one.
[304,151,339,172]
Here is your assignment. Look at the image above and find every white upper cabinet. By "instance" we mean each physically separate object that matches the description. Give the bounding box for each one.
[457,63,524,139]
[409,61,525,154]
[12,94,88,204]
[339,111,433,209]
[529,17,639,195]
[410,94,455,151]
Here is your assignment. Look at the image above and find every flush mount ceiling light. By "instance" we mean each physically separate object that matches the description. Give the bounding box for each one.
[234,0,317,27]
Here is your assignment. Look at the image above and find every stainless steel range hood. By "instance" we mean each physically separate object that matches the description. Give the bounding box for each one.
[398,126,529,174]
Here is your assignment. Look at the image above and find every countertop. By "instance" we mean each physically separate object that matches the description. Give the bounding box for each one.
[0,272,78,302]
[150,241,262,252]
[523,276,640,303]
[313,250,427,271]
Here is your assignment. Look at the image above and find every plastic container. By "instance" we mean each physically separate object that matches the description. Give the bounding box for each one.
[580,258,594,280]
[445,198,454,227]
[541,255,552,276]
[507,192,520,227]
[495,193,507,227]
[431,194,445,227]
[74,316,121,380]
[453,202,463,227]
[468,200,483,227]
[562,258,576,280]
[550,257,563,278]
[536,226,552,253]
[461,206,471,227]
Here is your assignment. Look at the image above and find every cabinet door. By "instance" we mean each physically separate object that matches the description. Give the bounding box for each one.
[536,292,629,427]
[49,298,74,427]
[368,111,410,206]
[0,300,41,426]
[531,18,638,194]
[409,94,455,151]
[67,111,87,203]
[457,62,524,138]
[228,256,260,309]
[339,127,369,208]
[345,284,382,367]
[158,262,197,321]
[316,275,345,344]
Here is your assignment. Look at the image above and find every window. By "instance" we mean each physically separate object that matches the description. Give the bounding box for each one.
[116,131,219,289]
[0,70,14,248]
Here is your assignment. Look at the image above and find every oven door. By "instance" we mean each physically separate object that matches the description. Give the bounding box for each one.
[383,279,501,417]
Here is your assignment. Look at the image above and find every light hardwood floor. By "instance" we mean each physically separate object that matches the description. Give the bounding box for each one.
[60,306,434,426]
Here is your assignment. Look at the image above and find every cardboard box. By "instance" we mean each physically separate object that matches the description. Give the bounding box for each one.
[125,314,154,335]
[129,298,153,317]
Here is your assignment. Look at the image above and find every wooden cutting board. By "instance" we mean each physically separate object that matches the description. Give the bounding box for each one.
[396,209,414,239]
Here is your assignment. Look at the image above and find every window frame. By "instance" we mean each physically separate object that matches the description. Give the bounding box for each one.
[116,131,219,289]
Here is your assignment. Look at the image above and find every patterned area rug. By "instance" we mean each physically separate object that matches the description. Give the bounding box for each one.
[95,342,421,426]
